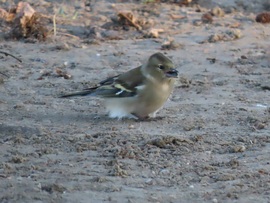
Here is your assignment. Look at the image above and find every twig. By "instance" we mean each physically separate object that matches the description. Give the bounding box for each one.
[169,14,186,20]
[0,174,7,178]
[0,51,22,63]
[0,71,9,78]
[53,14,57,36]
[58,32,81,40]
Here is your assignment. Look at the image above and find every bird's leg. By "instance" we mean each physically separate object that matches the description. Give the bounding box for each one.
[131,114,142,120]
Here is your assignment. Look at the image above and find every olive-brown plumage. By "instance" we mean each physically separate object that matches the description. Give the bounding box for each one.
[61,52,178,119]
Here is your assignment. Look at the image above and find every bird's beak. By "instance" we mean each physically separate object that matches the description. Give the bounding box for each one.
[166,68,178,78]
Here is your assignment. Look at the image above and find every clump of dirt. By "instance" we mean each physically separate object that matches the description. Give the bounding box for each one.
[256,12,270,23]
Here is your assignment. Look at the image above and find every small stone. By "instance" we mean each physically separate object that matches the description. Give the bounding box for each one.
[161,37,182,50]
[52,43,70,51]
[109,162,128,177]
[148,138,166,148]
[10,155,27,163]
[201,12,213,23]
[160,169,170,175]
[128,124,135,129]
[254,122,265,130]
[102,30,123,40]
[211,7,225,17]
[215,173,236,181]
[227,159,240,168]
[208,34,222,42]
[261,82,270,91]
[227,29,242,39]
[232,145,246,153]
[98,15,107,22]
[145,178,153,185]
[212,198,218,203]
[193,19,202,26]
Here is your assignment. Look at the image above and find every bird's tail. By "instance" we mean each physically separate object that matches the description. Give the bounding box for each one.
[59,88,96,98]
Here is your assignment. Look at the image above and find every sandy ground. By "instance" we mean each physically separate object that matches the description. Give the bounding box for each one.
[0,0,270,202]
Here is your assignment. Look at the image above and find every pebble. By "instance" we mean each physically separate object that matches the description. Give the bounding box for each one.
[201,12,213,23]
[159,169,170,175]
[211,7,225,17]
[145,178,154,185]
[233,145,246,153]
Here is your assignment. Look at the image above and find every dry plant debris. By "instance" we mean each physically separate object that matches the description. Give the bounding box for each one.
[0,8,16,22]
[109,10,154,31]
[161,37,182,50]
[0,51,22,63]
[117,11,143,30]
[55,68,72,80]
[147,136,194,148]
[0,2,49,40]
[204,29,243,43]
[102,10,165,39]
[178,0,193,6]
[179,76,192,88]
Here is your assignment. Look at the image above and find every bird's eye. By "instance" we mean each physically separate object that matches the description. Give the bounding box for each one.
[158,64,165,70]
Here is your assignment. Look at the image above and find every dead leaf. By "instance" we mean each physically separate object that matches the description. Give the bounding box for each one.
[117,11,142,30]
[16,2,35,19]
[1,2,49,40]
[0,8,16,22]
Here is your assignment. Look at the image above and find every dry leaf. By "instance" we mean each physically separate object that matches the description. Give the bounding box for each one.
[0,8,16,22]
[0,8,8,19]
[9,2,48,40]
[117,11,142,30]
[1,2,49,40]
[16,2,35,18]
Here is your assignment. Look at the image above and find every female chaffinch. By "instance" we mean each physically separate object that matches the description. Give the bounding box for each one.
[61,52,178,120]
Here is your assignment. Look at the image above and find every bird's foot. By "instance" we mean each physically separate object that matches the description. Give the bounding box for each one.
[145,116,164,121]
[132,113,164,122]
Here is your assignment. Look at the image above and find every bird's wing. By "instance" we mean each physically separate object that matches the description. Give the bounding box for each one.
[60,66,145,98]
[89,66,145,98]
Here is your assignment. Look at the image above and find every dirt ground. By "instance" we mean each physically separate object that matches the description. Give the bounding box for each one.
[0,0,270,202]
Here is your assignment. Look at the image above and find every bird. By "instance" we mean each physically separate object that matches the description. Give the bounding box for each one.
[60,52,178,120]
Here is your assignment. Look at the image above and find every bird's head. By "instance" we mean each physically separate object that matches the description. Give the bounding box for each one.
[143,52,178,82]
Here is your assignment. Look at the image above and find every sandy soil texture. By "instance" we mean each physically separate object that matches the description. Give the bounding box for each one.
[0,0,270,202]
